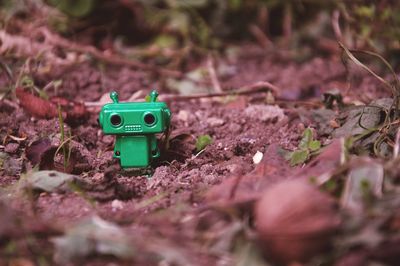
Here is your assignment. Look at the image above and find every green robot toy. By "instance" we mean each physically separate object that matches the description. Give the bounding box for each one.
[99,90,171,168]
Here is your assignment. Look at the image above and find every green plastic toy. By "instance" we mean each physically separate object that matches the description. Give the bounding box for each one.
[99,90,171,168]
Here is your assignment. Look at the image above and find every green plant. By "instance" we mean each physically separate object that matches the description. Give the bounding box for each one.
[47,0,96,17]
[195,134,212,152]
[340,2,400,57]
[19,75,49,100]
[56,105,73,171]
[286,128,321,166]
[335,43,400,158]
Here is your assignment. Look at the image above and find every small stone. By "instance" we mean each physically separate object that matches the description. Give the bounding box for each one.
[102,135,114,145]
[253,151,263,164]
[297,122,305,132]
[92,172,104,181]
[329,119,340,128]
[4,143,19,154]
[226,164,240,173]
[3,157,21,176]
[111,199,124,211]
[244,105,285,123]
[228,123,242,133]
[206,117,225,127]
[176,110,190,123]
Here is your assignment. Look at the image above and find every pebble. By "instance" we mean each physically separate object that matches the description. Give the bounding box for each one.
[102,135,114,145]
[244,105,285,122]
[228,123,242,133]
[111,199,124,211]
[4,143,19,154]
[252,151,263,164]
[206,117,225,127]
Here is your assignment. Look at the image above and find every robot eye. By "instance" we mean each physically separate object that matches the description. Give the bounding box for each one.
[110,114,122,126]
[144,113,156,126]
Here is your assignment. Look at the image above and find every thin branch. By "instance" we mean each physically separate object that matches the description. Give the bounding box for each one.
[339,42,395,95]
[393,127,400,158]
[38,28,182,78]
[249,24,272,49]
[85,81,280,107]
[331,10,342,42]
[207,55,223,93]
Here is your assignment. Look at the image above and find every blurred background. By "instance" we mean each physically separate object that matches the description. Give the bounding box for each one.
[1,0,400,66]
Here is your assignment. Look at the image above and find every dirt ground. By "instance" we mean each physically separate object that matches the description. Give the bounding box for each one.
[0,37,398,266]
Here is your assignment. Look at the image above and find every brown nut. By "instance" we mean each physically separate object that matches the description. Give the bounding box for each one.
[254,179,341,264]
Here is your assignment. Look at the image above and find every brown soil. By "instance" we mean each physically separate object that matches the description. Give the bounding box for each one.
[0,44,392,265]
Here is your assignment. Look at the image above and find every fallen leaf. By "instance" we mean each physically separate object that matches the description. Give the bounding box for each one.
[22,170,75,193]
[26,138,53,166]
[50,97,89,126]
[333,105,383,138]
[16,87,58,119]
[341,159,384,213]
[53,216,133,264]
[254,179,341,264]
[167,67,210,96]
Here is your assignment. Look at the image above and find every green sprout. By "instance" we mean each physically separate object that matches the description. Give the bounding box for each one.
[286,128,321,166]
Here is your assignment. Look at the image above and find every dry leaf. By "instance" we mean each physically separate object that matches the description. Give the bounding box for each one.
[16,87,58,119]
[254,179,341,264]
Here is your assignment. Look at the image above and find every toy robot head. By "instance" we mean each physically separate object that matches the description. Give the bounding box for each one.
[99,91,171,135]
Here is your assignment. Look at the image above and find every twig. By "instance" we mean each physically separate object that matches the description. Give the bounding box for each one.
[339,42,395,95]
[206,55,222,93]
[283,3,292,45]
[0,59,13,81]
[331,10,343,42]
[38,28,182,78]
[85,80,280,107]
[248,24,272,49]
[394,128,400,158]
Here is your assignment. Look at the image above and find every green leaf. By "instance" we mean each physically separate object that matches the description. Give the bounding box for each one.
[154,34,178,49]
[289,150,309,166]
[195,134,213,152]
[308,140,321,152]
[299,128,313,149]
[167,12,190,36]
[355,5,375,19]
[229,0,242,10]
[48,0,96,17]
[166,0,208,8]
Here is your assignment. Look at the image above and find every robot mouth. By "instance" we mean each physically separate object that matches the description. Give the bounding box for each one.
[124,124,142,132]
